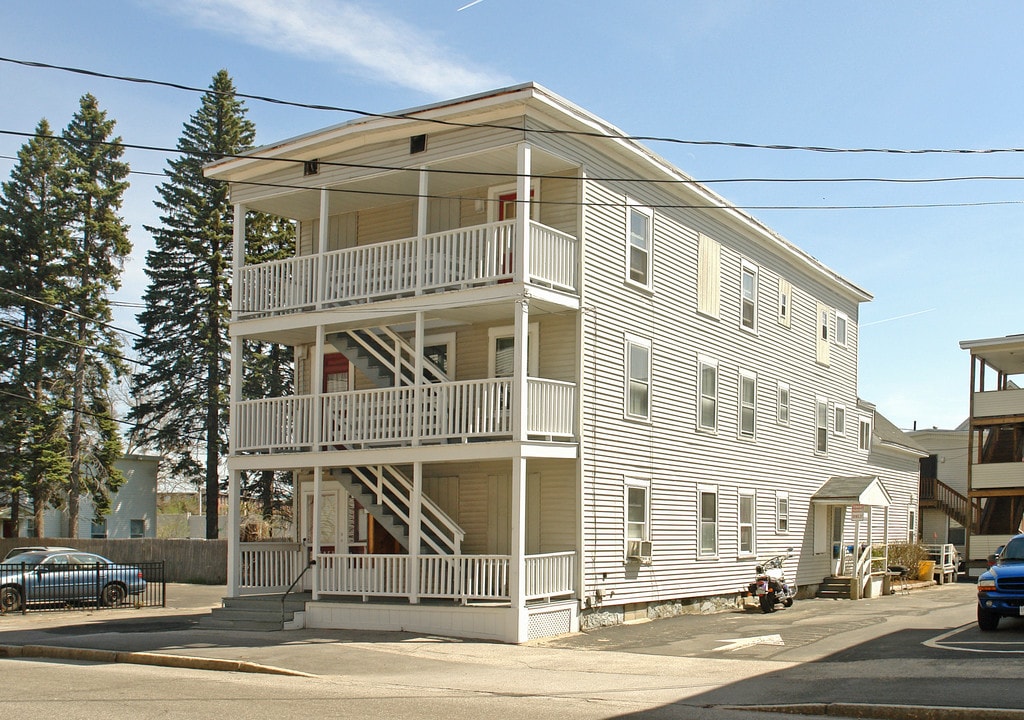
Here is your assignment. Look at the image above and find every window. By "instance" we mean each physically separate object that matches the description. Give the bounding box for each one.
[859,417,872,451]
[835,311,848,347]
[740,262,758,331]
[777,382,790,425]
[778,278,792,327]
[738,371,756,439]
[625,336,652,420]
[815,396,829,454]
[624,479,650,557]
[626,203,652,287]
[834,404,846,437]
[699,485,718,556]
[697,233,721,318]
[698,356,718,432]
[777,491,790,533]
[130,519,146,539]
[816,303,830,366]
[908,507,918,543]
[90,520,107,539]
[488,323,539,377]
[739,490,755,556]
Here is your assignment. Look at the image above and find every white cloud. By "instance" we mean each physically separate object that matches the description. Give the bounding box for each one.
[158,0,512,97]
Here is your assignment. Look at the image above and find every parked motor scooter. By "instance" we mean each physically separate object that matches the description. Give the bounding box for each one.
[749,552,797,613]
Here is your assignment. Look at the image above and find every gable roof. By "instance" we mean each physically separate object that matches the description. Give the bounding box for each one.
[812,476,892,507]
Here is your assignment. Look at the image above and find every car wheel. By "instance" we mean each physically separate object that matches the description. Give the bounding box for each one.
[759,593,776,613]
[101,583,127,607]
[0,585,23,613]
[978,605,1000,632]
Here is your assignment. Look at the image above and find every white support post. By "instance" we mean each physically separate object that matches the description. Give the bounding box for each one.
[231,203,245,321]
[510,455,528,641]
[313,327,325,451]
[317,187,330,308]
[417,167,428,294]
[409,462,422,604]
[513,298,530,440]
[413,312,423,447]
[313,466,322,601]
[515,143,531,284]
[227,469,241,596]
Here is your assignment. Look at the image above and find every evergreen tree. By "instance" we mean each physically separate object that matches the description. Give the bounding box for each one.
[131,70,254,539]
[0,120,75,535]
[61,94,131,536]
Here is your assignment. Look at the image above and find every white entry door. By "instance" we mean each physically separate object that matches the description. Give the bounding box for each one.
[302,487,342,556]
[830,505,847,576]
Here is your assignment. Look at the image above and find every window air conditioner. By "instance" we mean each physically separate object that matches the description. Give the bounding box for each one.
[627,540,653,562]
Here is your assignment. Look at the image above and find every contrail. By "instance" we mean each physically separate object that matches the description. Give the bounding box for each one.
[862,308,936,327]
[457,0,486,10]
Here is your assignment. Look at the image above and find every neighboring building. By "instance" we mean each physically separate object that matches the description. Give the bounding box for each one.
[908,424,971,558]
[959,335,1024,567]
[206,83,919,642]
[12,454,159,539]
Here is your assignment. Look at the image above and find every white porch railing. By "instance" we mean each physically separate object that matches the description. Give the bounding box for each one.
[311,551,576,604]
[235,219,578,317]
[235,377,576,452]
[238,542,306,593]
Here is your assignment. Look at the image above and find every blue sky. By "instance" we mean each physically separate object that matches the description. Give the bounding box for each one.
[3,1,1023,431]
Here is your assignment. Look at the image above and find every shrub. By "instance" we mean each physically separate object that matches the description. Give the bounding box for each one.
[887,541,931,573]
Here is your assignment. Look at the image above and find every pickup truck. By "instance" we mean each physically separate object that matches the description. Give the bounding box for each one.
[977,534,1024,631]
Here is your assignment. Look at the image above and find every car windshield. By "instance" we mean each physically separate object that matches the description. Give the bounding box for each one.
[1,551,47,567]
[998,538,1024,563]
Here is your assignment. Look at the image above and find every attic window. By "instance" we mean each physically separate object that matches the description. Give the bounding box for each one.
[410,134,427,154]
[303,159,320,176]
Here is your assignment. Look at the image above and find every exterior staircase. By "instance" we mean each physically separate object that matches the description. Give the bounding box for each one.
[816,576,853,600]
[199,593,311,632]
[328,326,448,388]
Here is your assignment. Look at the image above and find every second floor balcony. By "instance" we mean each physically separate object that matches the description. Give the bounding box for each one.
[233,376,577,454]
[236,219,578,320]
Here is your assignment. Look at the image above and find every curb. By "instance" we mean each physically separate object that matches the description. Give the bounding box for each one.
[0,644,314,677]
[724,703,1024,719]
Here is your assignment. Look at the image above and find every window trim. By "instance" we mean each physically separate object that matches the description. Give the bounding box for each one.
[698,484,719,558]
[776,491,790,534]
[740,261,758,333]
[859,417,872,452]
[777,382,791,426]
[625,201,653,290]
[697,355,719,433]
[624,334,652,421]
[815,396,829,455]
[624,477,651,560]
[834,404,846,437]
[738,370,757,440]
[697,233,721,319]
[834,311,849,348]
[778,278,792,328]
[738,489,756,558]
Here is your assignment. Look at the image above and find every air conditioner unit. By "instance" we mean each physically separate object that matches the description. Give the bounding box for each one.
[627,540,653,562]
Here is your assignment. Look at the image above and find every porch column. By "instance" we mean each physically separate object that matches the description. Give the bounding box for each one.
[510,455,528,639]
[416,167,428,294]
[513,298,530,440]
[312,466,322,600]
[408,462,423,604]
[227,469,241,596]
[515,143,532,284]
[413,312,423,447]
[317,187,329,308]
[231,203,245,321]
[313,326,325,451]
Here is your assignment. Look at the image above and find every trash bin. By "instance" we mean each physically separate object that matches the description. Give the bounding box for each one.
[917,560,936,581]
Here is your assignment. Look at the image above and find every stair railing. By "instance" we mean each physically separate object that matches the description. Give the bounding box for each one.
[341,327,449,387]
[280,558,316,623]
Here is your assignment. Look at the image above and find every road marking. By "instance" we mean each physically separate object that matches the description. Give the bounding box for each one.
[714,634,785,652]
[925,623,1024,654]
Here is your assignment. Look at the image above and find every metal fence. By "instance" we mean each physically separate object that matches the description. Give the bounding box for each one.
[0,560,165,614]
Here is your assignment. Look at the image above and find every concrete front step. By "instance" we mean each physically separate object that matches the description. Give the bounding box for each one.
[199,593,310,632]
[817,577,853,600]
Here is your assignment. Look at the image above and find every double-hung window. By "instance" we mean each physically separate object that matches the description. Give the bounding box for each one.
[626,203,653,288]
[738,371,756,439]
[859,417,872,451]
[816,303,830,366]
[777,491,790,533]
[698,356,718,432]
[778,278,792,327]
[698,485,718,557]
[835,311,849,347]
[777,382,790,425]
[741,261,758,332]
[739,489,755,557]
[815,396,829,454]
[834,404,846,437]
[625,478,650,558]
[625,336,652,420]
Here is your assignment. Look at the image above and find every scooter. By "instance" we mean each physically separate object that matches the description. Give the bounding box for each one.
[749,553,797,613]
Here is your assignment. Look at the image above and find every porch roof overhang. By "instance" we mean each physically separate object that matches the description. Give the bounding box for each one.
[811,476,892,507]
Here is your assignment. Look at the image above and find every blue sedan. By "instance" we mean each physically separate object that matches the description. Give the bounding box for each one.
[0,550,146,612]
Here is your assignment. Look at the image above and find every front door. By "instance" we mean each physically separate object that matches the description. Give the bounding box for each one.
[830,505,847,576]
[302,487,342,558]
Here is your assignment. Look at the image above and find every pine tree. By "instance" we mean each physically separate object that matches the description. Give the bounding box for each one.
[0,120,75,536]
[61,94,131,537]
[131,70,255,539]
